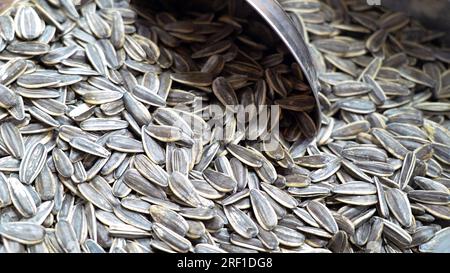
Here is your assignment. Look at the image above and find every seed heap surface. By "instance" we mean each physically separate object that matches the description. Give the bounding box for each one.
[0,0,448,253]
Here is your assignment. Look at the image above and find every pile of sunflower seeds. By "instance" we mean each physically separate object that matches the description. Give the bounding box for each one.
[279,0,450,252]
[0,0,448,253]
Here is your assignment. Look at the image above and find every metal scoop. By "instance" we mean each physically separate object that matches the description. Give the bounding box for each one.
[245,0,322,131]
